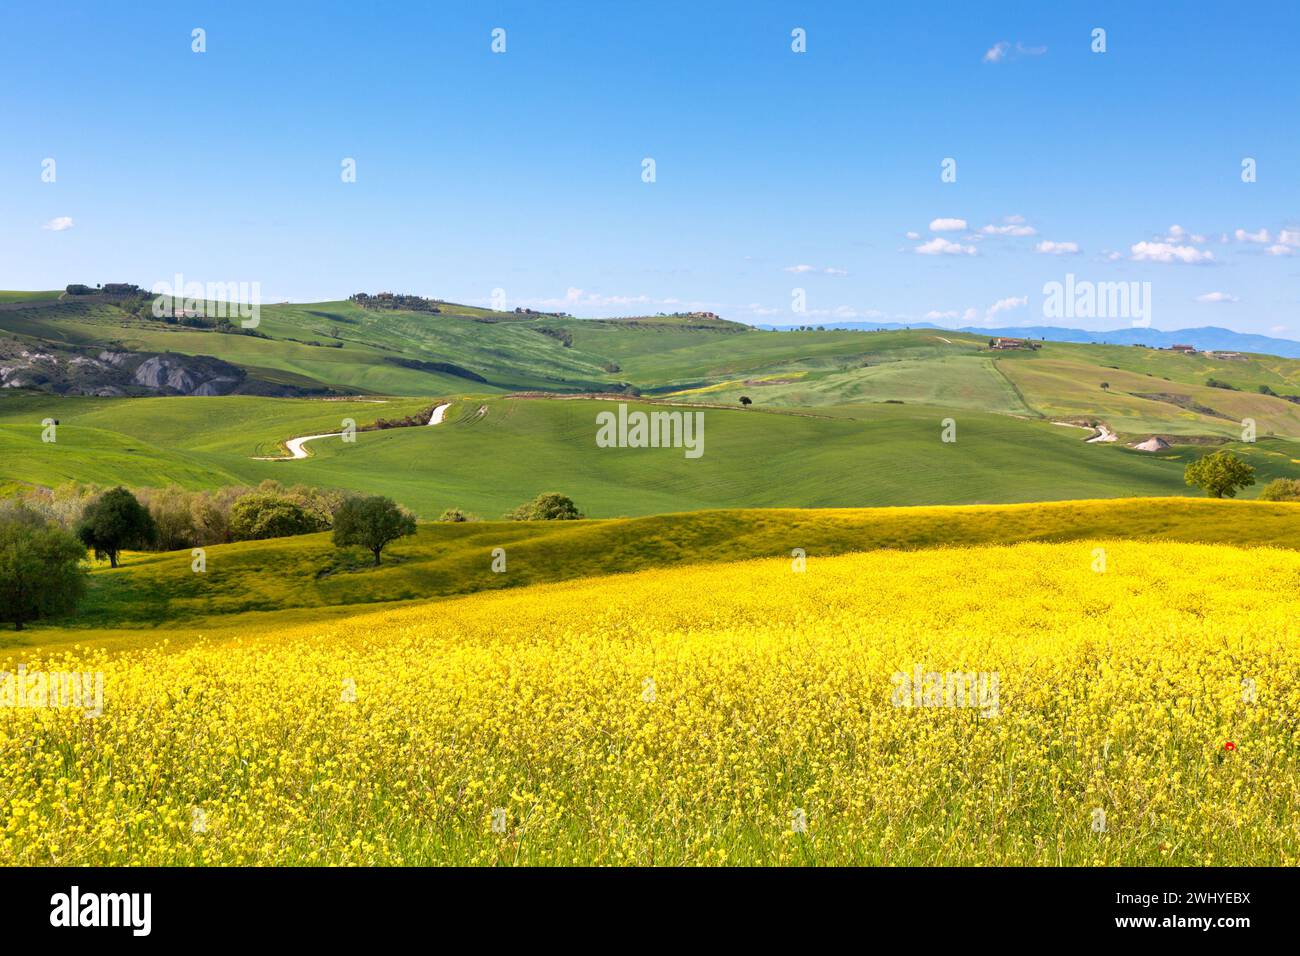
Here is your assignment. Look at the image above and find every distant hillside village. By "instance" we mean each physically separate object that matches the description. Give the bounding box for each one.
[347,292,574,319]
[65,283,144,297]
[983,335,1243,360]
[348,292,442,313]
[1124,341,1244,360]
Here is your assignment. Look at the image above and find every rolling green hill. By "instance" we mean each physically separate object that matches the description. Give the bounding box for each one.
[4,291,1300,527]
[9,392,1294,519]
[7,291,1300,440]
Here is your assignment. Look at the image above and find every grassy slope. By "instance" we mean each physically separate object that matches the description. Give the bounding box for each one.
[0,393,438,487]
[4,392,1297,517]
[10,497,1300,654]
[0,290,62,302]
[665,354,1032,415]
[998,352,1300,438]
[9,293,1300,436]
[0,298,614,395]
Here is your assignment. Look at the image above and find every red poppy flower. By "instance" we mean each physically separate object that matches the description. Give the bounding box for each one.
[1224,741,1237,752]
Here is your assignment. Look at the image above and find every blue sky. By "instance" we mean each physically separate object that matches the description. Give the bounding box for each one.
[2,0,1298,334]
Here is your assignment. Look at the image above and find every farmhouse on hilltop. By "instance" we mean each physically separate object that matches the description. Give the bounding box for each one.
[988,337,1039,351]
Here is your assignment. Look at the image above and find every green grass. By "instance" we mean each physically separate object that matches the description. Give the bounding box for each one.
[666,354,1032,415]
[4,392,1297,519]
[998,353,1300,438]
[9,293,1300,439]
[1,297,617,395]
[0,290,61,303]
[10,496,1300,654]
[0,393,439,488]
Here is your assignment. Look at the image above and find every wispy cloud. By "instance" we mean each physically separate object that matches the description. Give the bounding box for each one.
[43,217,74,231]
[927,297,1026,325]
[1164,224,1208,244]
[983,40,1046,63]
[1235,227,1271,244]
[929,218,968,232]
[783,264,850,276]
[985,295,1028,318]
[1130,241,1214,264]
[1035,240,1080,255]
[915,237,977,256]
[1196,292,1238,303]
[981,220,1036,237]
[982,41,1010,63]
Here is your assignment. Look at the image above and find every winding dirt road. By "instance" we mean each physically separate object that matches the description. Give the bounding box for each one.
[255,402,451,461]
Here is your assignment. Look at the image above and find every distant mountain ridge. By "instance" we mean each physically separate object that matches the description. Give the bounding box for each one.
[759,321,1300,359]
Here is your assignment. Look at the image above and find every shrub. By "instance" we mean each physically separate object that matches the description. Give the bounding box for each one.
[506,492,584,521]
[140,485,204,551]
[1257,478,1300,502]
[437,508,479,522]
[229,494,326,541]
[332,496,417,565]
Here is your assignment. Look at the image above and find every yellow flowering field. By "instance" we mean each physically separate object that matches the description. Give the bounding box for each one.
[3,539,1299,866]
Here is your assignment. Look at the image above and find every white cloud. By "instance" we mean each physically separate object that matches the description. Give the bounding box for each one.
[985,295,1028,318]
[575,290,651,306]
[1005,214,1026,224]
[1160,225,1208,244]
[1102,250,1123,262]
[520,288,657,309]
[929,299,1025,325]
[981,222,1036,237]
[1279,229,1300,246]
[1195,292,1238,303]
[983,41,1010,63]
[783,264,849,276]
[1235,228,1271,244]
[1129,241,1215,264]
[929,218,968,232]
[915,237,977,256]
[1035,240,1080,255]
[43,217,74,231]
[984,41,1045,63]
[801,305,872,319]
[905,231,921,240]
[1270,325,1289,334]
[1265,244,1295,257]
